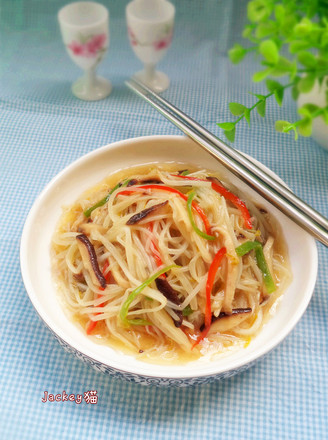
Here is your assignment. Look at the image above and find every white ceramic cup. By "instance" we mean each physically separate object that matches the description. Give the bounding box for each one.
[58,1,112,101]
[126,0,175,92]
[297,77,328,151]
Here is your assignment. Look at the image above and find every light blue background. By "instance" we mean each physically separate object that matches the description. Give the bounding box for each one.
[0,1,327,439]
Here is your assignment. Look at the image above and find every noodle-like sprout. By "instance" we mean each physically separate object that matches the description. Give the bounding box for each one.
[51,164,292,363]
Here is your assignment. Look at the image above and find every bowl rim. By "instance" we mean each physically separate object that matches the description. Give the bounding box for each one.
[20,135,318,379]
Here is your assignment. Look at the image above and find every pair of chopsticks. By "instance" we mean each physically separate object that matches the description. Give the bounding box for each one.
[125,78,328,248]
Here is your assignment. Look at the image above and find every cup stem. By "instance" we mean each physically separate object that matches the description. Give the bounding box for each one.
[85,68,96,90]
[144,64,155,83]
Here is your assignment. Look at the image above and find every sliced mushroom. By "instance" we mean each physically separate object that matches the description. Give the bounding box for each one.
[155,277,183,327]
[207,308,252,334]
[140,178,163,184]
[76,234,106,288]
[155,277,180,304]
[126,200,168,225]
[258,206,268,214]
[127,177,163,186]
[127,179,138,187]
[206,176,223,186]
[165,307,183,328]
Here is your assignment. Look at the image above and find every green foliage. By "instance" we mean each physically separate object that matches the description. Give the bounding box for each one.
[221,0,328,143]
[228,44,246,64]
[224,127,236,142]
[217,122,236,141]
[297,74,316,93]
[298,118,312,136]
[257,99,266,117]
[217,122,235,131]
[244,108,251,125]
[297,51,317,68]
[259,39,279,63]
[247,0,273,23]
[229,102,246,115]
[252,68,272,82]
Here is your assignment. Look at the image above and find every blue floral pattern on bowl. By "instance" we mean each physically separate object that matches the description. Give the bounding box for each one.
[44,322,255,387]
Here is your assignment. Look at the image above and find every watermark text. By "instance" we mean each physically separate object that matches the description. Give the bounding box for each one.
[42,390,98,404]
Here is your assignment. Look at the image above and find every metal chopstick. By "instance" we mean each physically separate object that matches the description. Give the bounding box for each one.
[130,79,328,230]
[125,78,328,247]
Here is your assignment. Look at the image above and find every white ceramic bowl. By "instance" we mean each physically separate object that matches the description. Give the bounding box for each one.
[20,136,318,387]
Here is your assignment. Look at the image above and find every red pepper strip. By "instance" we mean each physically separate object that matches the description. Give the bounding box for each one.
[172,175,252,229]
[147,222,167,279]
[192,247,226,348]
[117,185,212,235]
[210,181,252,229]
[147,223,164,267]
[86,260,111,335]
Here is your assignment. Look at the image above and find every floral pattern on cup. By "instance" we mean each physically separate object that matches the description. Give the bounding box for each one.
[153,32,173,50]
[128,25,173,51]
[68,33,107,58]
[128,27,138,47]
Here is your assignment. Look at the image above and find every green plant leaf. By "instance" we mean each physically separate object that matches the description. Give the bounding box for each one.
[291,85,300,100]
[321,31,328,47]
[259,39,279,64]
[275,121,298,139]
[317,57,328,69]
[257,100,266,117]
[281,15,298,38]
[242,25,255,39]
[244,108,251,125]
[306,1,318,18]
[228,44,246,64]
[297,74,316,93]
[266,79,282,92]
[270,56,293,76]
[322,108,328,124]
[224,127,236,142]
[319,76,324,88]
[248,92,266,100]
[274,87,284,106]
[217,122,235,131]
[253,68,272,82]
[293,18,312,36]
[247,0,273,23]
[297,51,317,68]
[289,41,310,54]
[255,21,276,38]
[275,120,291,132]
[298,118,312,137]
[289,59,298,81]
[229,102,246,116]
[298,103,319,118]
[274,4,285,21]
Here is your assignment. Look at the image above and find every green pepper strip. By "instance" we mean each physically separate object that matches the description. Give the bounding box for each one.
[84,179,130,218]
[187,192,216,241]
[119,264,179,326]
[182,305,193,316]
[235,241,276,293]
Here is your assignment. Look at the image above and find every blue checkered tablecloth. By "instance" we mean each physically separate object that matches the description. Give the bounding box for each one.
[1,1,327,438]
